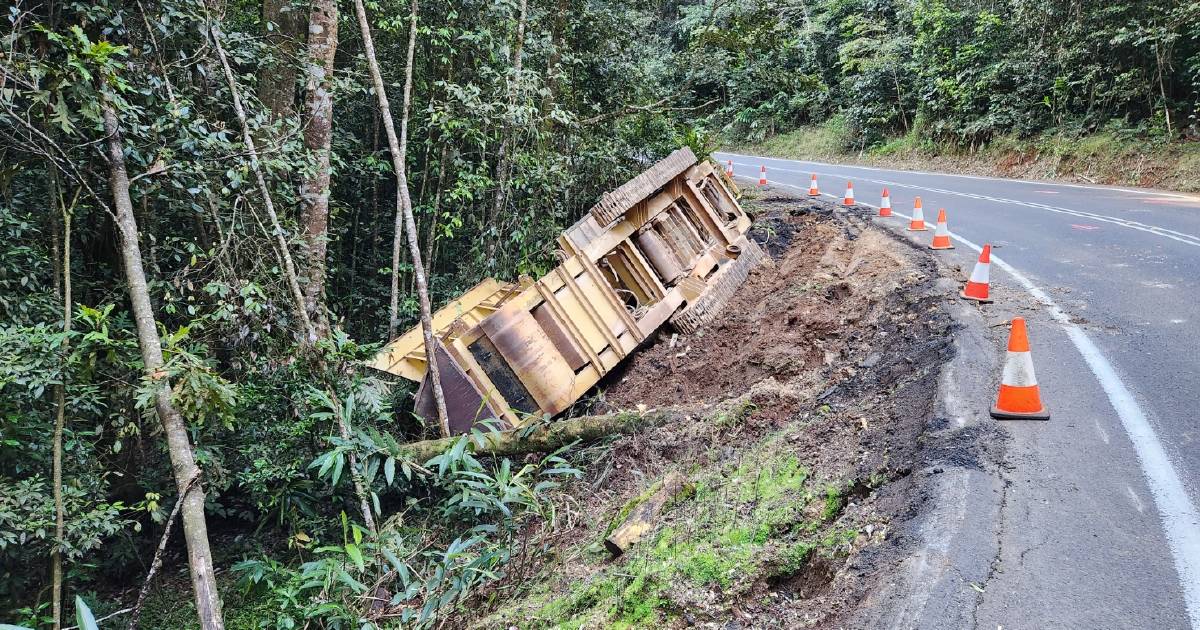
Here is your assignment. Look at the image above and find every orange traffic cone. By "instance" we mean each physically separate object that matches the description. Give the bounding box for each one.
[991,318,1050,420]
[726,160,734,177]
[960,244,992,302]
[808,174,820,196]
[843,181,855,206]
[930,209,954,250]
[879,187,892,217]
[907,196,927,231]
[758,165,768,186]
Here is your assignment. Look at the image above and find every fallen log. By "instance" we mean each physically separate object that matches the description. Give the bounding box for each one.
[604,471,693,557]
[394,410,672,463]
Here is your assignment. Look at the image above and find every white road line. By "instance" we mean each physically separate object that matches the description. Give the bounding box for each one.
[718,151,1199,199]
[731,161,1200,247]
[749,174,1200,628]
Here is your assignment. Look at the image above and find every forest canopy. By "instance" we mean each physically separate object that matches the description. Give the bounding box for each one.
[1,0,1197,627]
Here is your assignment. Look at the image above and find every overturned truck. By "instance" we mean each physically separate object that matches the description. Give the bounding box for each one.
[368,148,766,435]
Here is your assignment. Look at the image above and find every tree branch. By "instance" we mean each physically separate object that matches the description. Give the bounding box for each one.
[125,473,203,630]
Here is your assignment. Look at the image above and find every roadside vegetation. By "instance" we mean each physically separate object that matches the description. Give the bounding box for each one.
[0,0,1197,628]
[734,119,1200,191]
[697,1,1200,190]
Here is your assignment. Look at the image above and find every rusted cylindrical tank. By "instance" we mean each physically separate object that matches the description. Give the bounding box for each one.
[634,228,684,284]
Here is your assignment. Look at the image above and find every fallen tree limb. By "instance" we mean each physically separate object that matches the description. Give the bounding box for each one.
[604,471,693,556]
[396,411,673,463]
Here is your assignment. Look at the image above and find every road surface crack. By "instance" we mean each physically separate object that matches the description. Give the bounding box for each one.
[972,472,1012,630]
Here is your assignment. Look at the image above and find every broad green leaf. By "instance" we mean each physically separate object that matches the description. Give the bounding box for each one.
[345,543,365,571]
[331,452,344,487]
[75,596,99,630]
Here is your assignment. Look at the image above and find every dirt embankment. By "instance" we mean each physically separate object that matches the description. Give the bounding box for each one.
[476,191,956,629]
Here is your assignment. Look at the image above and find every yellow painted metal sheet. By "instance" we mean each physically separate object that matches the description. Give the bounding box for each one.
[368,279,513,381]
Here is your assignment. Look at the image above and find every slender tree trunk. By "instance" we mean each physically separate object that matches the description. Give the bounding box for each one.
[208,18,316,344]
[300,0,338,337]
[424,142,449,278]
[485,0,528,269]
[368,107,381,270]
[1156,44,1173,139]
[102,101,225,630]
[540,0,566,121]
[408,142,433,295]
[344,201,362,312]
[387,0,421,340]
[353,0,450,435]
[50,169,69,630]
[259,0,305,121]
[892,66,909,133]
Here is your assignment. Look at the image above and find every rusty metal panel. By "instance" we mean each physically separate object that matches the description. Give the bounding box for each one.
[479,307,577,415]
[532,302,589,371]
[467,335,540,417]
[413,340,506,434]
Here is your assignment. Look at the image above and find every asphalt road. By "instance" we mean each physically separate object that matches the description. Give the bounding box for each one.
[717,151,1200,629]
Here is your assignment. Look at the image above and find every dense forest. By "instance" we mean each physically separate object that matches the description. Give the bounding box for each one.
[1,0,1197,627]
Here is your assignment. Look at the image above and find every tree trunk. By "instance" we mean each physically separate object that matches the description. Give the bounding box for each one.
[209,18,316,344]
[258,0,305,121]
[299,0,338,337]
[102,101,225,630]
[353,0,450,435]
[393,411,672,463]
[424,142,449,278]
[484,0,528,269]
[50,169,69,630]
[387,0,420,341]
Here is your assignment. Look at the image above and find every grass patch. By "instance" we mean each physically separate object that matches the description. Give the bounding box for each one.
[484,428,869,628]
[821,484,845,522]
[733,116,852,160]
[714,398,758,429]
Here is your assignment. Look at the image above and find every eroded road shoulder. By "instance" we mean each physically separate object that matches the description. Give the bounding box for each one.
[477,190,983,628]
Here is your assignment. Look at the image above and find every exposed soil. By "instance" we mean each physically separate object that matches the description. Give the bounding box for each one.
[475,190,957,629]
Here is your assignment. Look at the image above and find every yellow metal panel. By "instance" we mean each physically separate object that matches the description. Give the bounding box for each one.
[368,278,514,381]
[683,179,736,245]
[553,282,615,357]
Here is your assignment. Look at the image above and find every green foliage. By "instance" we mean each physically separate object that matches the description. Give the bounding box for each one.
[234,435,581,628]
[73,596,98,630]
[689,0,1200,149]
[1,0,1195,624]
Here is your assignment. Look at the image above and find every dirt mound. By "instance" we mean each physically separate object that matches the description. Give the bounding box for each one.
[475,190,954,629]
[599,194,919,411]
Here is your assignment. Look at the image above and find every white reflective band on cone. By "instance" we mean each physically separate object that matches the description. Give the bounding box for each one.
[1001,351,1039,387]
[969,261,990,284]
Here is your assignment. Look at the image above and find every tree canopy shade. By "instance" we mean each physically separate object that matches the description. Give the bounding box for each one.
[0,0,1196,627]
